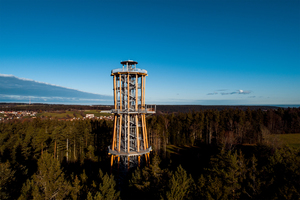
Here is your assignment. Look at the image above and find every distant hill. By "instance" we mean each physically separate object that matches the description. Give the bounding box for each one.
[0,74,112,104]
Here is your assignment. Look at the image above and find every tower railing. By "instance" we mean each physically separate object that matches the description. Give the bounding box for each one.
[111,68,147,74]
[111,104,156,114]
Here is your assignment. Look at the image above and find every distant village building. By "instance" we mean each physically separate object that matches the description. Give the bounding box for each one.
[85,114,94,119]
[101,110,112,114]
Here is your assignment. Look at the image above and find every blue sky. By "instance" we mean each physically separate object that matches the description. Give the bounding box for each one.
[0,0,299,105]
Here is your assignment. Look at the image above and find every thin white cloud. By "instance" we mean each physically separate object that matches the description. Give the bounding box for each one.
[207,91,218,95]
[208,89,252,95]
[0,74,14,77]
[221,92,230,95]
[238,90,251,94]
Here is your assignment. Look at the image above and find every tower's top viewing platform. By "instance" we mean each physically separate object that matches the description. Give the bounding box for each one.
[111,60,147,75]
[120,60,138,65]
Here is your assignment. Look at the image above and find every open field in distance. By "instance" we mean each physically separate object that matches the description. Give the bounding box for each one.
[36,110,112,119]
[267,133,300,148]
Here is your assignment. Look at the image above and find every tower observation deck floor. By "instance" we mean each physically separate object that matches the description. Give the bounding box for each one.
[111,109,156,114]
[108,146,152,156]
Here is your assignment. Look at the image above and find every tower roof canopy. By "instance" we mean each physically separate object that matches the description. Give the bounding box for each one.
[121,60,138,65]
[112,60,147,75]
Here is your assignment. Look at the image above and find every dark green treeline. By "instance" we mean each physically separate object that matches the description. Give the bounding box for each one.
[0,107,300,199]
[0,118,117,199]
[147,107,300,151]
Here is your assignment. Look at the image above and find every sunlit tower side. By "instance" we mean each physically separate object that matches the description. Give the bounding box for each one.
[108,60,156,171]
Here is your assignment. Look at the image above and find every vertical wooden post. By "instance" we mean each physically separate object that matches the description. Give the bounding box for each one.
[128,115,130,153]
[112,115,117,150]
[118,156,120,169]
[112,75,117,151]
[145,153,148,163]
[135,74,138,111]
[119,74,122,111]
[136,115,139,152]
[143,76,146,110]
[128,156,130,170]
[138,155,140,167]
[118,115,122,152]
[114,75,117,109]
[144,115,149,149]
[111,155,114,167]
[135,75,139,153]
[141,114,147,150]
[141,76,144,109]
[127,74,129,110]
[144,76,146,109]
[127,74,130,153]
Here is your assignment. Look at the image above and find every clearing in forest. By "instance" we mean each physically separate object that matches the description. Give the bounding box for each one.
[268,133,300,148]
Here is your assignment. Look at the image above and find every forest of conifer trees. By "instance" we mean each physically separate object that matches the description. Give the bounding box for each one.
[0,107,300,199]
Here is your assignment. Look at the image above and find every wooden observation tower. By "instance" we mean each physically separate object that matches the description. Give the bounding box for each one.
[108,60,156,171]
